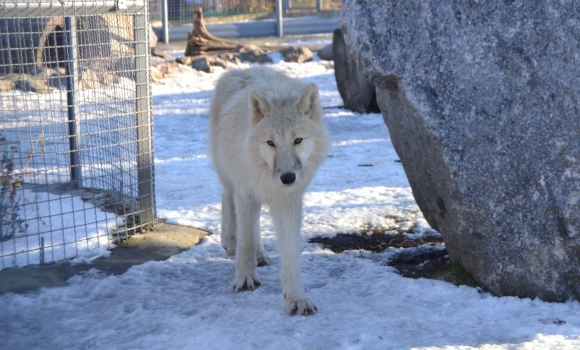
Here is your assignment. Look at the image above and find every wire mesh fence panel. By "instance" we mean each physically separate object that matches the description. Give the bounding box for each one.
[156,0,276,26]
[149,0,341,41]
[289,0,342,11]
[0,1,155,270]
[149,0,163,22]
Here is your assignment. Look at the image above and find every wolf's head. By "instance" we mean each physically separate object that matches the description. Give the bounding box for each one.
[248,83,329,188]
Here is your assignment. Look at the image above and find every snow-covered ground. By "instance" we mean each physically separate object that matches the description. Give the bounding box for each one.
[0,79,140,269]
[0,188,115,269]
[2,59,580,349]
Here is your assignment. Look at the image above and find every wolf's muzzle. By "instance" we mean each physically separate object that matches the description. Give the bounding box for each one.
[280,172,296,185]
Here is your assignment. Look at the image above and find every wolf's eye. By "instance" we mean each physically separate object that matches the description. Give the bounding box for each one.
[294,138,303,145]
[267,140,275,147]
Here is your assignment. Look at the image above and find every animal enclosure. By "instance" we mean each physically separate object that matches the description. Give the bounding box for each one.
[150,0,342,25]
[0,1,155,269]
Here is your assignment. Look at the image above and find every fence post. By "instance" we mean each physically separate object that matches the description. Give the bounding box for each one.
[64,16,82,188]
[276,0,283,37]
[161,0,169,43]
[316,0,323,12]
[134,11,156,227]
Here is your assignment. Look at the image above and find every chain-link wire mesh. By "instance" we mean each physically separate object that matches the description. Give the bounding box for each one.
[0,1,155,270]
[149,0,341,27]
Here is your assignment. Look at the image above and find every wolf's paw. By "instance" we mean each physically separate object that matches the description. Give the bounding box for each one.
[284,296,317,316]
[233,274,261,292]
[257,250,270,267]
[221,236,236,256]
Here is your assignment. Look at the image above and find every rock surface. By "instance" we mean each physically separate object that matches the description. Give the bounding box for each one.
[192,56,213,73]
[317,44,333,61]
[150,66,165,80]
[280,46,313,63]
[332,29,379,113]
[149,24,158,55]
[341,0,580,301]
[155,62,181,76]
[13,74,49,93]
[79,68,118,90]
[236,45,273,64]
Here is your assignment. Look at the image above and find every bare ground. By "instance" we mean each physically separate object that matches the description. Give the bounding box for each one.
[310,230,479,288]
[0,222,208,295]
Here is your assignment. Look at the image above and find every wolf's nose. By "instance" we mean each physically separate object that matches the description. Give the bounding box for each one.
[280,172,296,185]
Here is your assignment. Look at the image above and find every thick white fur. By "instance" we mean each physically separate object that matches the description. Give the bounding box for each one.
[209,66,330,315]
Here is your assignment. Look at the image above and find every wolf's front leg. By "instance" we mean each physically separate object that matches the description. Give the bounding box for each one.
[233,192,261,291]
[270,197,316,315]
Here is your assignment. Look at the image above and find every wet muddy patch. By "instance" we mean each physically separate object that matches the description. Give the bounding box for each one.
[309,227,478,288]
[309,232,442,253]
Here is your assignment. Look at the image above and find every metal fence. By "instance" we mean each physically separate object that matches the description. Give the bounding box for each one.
[150,0,341,41]
[0,1,155,270]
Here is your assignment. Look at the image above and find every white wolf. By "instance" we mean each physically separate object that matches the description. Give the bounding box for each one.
[209,66,330,315]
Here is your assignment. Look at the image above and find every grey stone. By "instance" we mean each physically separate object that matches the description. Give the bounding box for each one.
[13,74,49,93]
[317,44,333,61]
[0,75,14,92]
[216,52,242,65]
[192,56,213,73]
[151,66,165,80]
[176,56,194,66]
[156,62,181,75]
[1,69,67,92]
[332,29,379,114]
[211,57,229,69]
[149,24,158,55]
[38,68,66,89]
[280,46,313,63]
[236,45,273,64]
[341,0,580,302]
[78,68,118,90]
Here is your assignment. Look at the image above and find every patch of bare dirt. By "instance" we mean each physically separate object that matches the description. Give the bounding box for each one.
[309,227,478,288]
[309,232,443,253]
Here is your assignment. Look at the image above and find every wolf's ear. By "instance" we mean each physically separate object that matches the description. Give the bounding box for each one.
[297,83,321,121]
[249,90,271,124]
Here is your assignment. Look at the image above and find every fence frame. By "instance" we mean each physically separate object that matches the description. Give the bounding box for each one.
[134,10,155,226]
[64,16,83,188]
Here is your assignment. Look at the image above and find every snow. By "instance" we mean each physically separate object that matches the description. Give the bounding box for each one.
[264,35,332,47]
[0,188,115,269]
[1,61,580,349]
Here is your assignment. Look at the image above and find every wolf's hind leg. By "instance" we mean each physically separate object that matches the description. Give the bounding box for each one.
[221,188,236,255]
[256,233,270,267]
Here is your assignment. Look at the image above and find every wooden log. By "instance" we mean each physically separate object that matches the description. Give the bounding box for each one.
[185,7,239,56]
[184,7,285,57]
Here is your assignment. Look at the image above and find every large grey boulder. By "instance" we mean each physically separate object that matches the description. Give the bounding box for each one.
[341,1,580,301]
[333,29,379,113]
